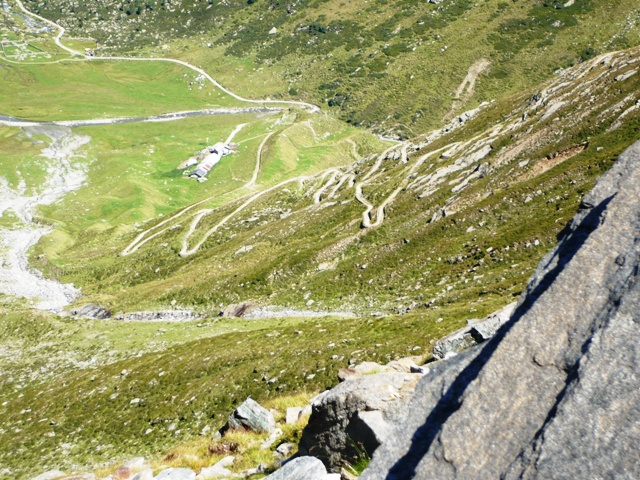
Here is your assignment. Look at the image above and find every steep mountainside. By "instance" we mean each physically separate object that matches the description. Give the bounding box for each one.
[362,138,640,480]
[22,0,640,135]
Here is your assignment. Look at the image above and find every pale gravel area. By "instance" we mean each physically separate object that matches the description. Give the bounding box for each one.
[0,126,90,312]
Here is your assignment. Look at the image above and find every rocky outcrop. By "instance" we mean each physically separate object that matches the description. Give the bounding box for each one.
[113,310,202,322]
[361,141,640,478]
[155,469,196,480]
[71,303,112,319]
[298,372,422,472]
[432,302,516,359]
[220,302,258,318]
[197,456,235,479]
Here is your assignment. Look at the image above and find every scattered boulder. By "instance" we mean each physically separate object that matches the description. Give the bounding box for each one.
[285,407,304,424]
[275,443,295,458]
[129,471,153,480]
[220,302,258,318]
[432,302,516,359]
[224,398,276,434]
[298,372,421,472]
[263,457,327,480]
[32,471,66,480]
[260,428,283,449]
[338,356,424,381]
[197,456,235,479]
[361,141,640,478]
[60,475,95,480]
[155,469,196,480]
[284,405,311,424]
[111,467,131,480]
[385,356,422,373]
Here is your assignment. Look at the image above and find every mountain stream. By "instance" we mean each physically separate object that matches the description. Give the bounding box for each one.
[0,126,90,311]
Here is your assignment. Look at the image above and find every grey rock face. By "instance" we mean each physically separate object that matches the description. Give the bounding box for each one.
[361,141,640,479]
[432,302,516,359]
[263,456,327,480]
[299,372,421,472]
[224,398,275,433]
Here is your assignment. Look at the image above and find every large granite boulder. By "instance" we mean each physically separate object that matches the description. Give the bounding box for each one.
[361,141,640,478]
[298,372,421,472]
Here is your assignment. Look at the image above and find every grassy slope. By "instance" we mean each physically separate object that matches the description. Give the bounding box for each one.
[22,0,640,135]
[1,0,640,476]
[25,111,387,280]
[39,48,640,317]
[0,304,478,477]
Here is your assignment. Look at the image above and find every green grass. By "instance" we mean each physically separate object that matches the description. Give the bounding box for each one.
[0,60,245,121]
[0,127,51,193]
[25,45,639,320]
[24,0,638,136]
[8,110,386,296]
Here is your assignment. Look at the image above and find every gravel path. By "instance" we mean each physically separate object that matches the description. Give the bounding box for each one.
[0,107,281,128]
[244,306,355,319]
[0,126,90,311]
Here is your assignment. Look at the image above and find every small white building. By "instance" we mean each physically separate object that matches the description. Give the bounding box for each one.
[189,142,233,179]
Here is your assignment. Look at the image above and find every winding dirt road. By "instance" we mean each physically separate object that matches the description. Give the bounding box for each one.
[246,131,275,188]
[13,0,320,114]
